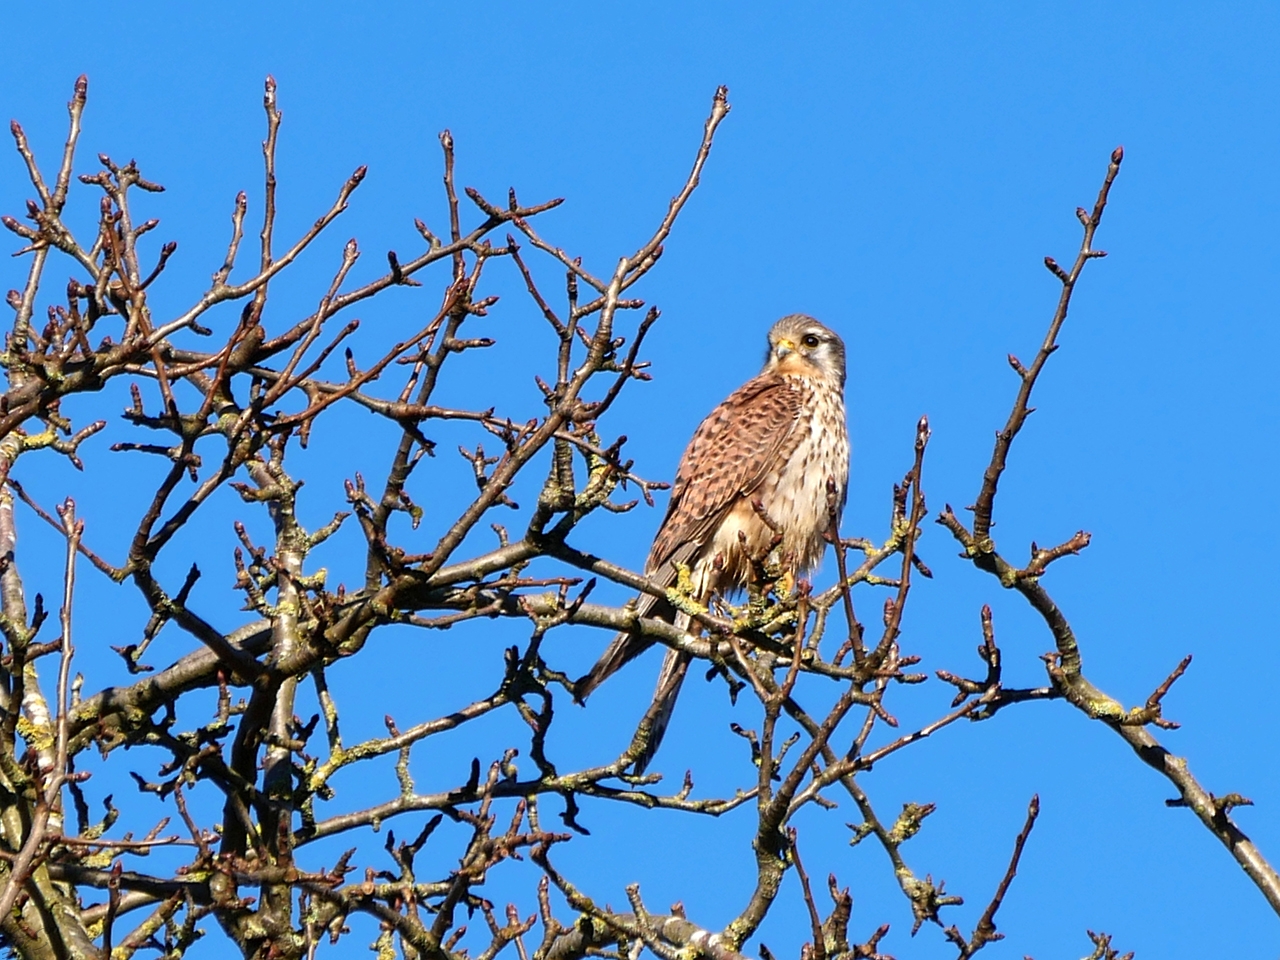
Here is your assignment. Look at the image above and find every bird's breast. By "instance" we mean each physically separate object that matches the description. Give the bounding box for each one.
[707,376,849,588]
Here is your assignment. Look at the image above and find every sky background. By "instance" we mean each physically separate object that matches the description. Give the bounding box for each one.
[1,2,1278,957]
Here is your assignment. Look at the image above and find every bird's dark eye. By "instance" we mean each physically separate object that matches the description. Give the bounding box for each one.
[802,334,821,348]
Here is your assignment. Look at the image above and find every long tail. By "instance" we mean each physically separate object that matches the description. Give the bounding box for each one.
[575,625,656,702]
[574,589,669,701]
[576,550,704,770]
[631,647,690,774]
[577,604,692,774]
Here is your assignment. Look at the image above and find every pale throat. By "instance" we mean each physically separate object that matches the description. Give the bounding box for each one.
[772,353,826,378]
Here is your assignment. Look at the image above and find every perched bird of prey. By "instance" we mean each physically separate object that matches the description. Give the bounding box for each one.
[577,314,849,771]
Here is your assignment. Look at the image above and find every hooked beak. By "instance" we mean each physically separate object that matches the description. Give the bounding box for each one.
[773,337,796,360]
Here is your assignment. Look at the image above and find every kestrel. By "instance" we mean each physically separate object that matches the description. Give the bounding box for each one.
[577,314,849,771]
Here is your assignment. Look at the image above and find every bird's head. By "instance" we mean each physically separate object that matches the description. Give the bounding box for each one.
[764,314,846,386]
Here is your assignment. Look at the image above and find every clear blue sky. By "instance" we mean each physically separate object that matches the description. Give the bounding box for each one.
[2,2,1278,957]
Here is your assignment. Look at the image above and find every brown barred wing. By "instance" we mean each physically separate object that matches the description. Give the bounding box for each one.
[646,372,808,574]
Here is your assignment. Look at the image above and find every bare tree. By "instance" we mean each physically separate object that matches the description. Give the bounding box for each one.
[0,76,1272,960]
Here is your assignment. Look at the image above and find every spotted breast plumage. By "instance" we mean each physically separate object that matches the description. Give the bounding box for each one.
[577,315,850,772]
